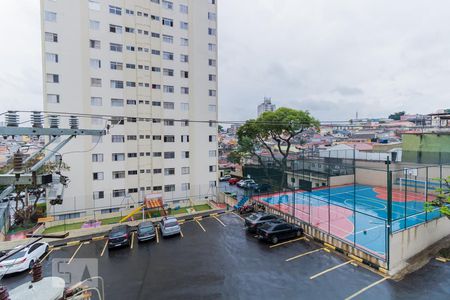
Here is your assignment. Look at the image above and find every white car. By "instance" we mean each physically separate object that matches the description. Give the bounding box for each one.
[0,242,49,276]
[160,217,181,237]
[219,175,231,181]
[237,179,255,188]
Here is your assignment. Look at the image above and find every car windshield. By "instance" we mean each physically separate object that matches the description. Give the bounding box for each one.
[259,223,273,230]
[247,214,260,220]
[165,221,178,228]
[7,250,26,260]
[110,228,126,237]
[140,226,154,233]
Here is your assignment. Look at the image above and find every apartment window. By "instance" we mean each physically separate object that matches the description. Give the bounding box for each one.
[180,54,189,63]
[152,49,160,55]
[126,63,135,69]
[110,80,124,89]
[164,119,174,126]
[209,90,217,96]
[161,103,174,111]
[91,78,102,87]
[126,9,134,15]
[109,5,122,15]
[128,153,137,158]
[208,105,217,112]
[152,101,161,107]
[93,172,104,181]
[153,135,161,141]
[112,153,125,161]
[180,4,188,14]
[92,154,104,162]
[46,53,58,63]
[90,20,100,30]
[208,12,217,21]
[164,152,175,159]
[128,188,138,194]
[47,94,60,104]
[90,40,101,49]
[153,186,162,192]
[45,32,58,42]
[110,117,124,126]
[163,52,174,60]
[163,68,174,76]
[164,135,175,143]
[151,0,161,3]
[153,119,161,124]
[209,0,216,4]
[128,170,138,175]
[126,81,136,87]
[93,191,104,200]
[112,171,126,179]
[152,67,161,72]
[111,98,124,107]
[209,135,217,142]
[153,153,162,158]
[180,103,189,111]
[127,135,137,141]
[208,43,217,51]
[181,87,189,95]
[164,168,175,176]
[127,100,136,105]
[44,11,56,22]
[181,71,189,79]
[209,74,216,81]
[162,18,173,27]
[112,135,125,143]
[181,167,190,175]
[110,61,123,70]
[164,185,175,192]
[209,59,216,66]
[151,32,160,38]
[125,27,134,33]
[152,84,161,90]
[90,97,102,106]
[113,189,126,198]
[109,24,123,34]
[180,38,189,46]
[209,150,217,157]
[46,74,59,83]
[89,0,101,11]
[90,59,101,69]
[209,165,217,172]
[162,0,173,9]
[181,135,190,143]
[163,86,174,93]
[208,28,217,36]
[209,181,217,187]
[160,34,173,44]
[126,46,135,51]
[110,43,123,52]
[180,22,189,30]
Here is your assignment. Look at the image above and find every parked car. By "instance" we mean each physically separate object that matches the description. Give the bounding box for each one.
[228,178,240,185]
[257,221,304,244]
[137,221,156,242]
[108,225,132,249]
[251,183,271,193]
[0,242,49,276]
[219,175,232,181]
[237,179,255,188]
[244,212,280,233]
[160,217,181,237]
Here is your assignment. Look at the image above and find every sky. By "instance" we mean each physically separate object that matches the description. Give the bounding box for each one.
[1,0,450,122]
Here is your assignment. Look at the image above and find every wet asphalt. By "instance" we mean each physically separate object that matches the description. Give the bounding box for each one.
[1,213,449,300]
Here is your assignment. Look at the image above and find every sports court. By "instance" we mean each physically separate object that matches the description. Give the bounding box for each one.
[253,183,442,258]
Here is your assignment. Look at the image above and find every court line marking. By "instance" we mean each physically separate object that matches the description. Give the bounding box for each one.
[213,216,226,227]
[345,277,390,300]
[269,236,306,248]
[68,242,87,265]
[310,260,355,279]
[286,248,324,262]
[130,232,135,249]
[196,220,207,232]
[100,240,108,257]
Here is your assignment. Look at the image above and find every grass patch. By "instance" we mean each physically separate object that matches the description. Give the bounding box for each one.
[43,222,84,234]
[170,207,188,215]
[100,216,122,225]
[193,204,211,212]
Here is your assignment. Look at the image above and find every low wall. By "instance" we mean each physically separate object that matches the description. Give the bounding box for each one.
[389,216,450,275]
[329,175,354,186]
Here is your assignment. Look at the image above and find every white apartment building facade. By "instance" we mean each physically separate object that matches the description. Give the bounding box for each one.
[257,97,276,117]
[41,0,219,220]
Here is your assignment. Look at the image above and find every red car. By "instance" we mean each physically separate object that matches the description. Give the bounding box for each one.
[228,178,239,185]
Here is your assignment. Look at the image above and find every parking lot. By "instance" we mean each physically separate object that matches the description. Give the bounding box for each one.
[1,212,449,299]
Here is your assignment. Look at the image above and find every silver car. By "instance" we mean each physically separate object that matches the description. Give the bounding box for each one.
[137,221,156,242]
[160,217,181,237]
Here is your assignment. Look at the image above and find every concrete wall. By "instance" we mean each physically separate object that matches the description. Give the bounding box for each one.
[355,167,388,187]
[389,217,450,274]
[329,174,354,186]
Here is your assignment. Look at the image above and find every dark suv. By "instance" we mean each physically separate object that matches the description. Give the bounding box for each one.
[257,221,304,244]
[244,212,280,233]
[108,225,132,249]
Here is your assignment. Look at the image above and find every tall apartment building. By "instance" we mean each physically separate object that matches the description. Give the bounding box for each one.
[41,0,218,220]
[257,97,276,117]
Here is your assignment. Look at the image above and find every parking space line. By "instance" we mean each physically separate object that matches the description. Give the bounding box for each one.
[68,242,86,264]
[196,220,207,232]
[231,212,245,221]
[180,229,184,238]
[286,248,324,262]
[310,260,355,280]
[130,232,135,249]
[345,277,390,300]
[269,237,306,248]
[40,249,54,262]
[213,216,226,227]
[156,227,160,243]
[100,240,108,257]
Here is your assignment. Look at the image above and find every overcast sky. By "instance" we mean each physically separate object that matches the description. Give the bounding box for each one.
[1,1,450,122]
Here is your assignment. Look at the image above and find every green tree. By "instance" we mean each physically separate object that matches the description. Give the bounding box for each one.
[227,151,242,164]
[237,107,320,187]
[425,176,450,217]
[389,111,406,120]
[218,124,224,133]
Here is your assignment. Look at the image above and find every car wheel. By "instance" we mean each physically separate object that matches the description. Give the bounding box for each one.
[271,236,278,244]
[296,230,302,237]
[28,260,35,270]
[45,245,49,252]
